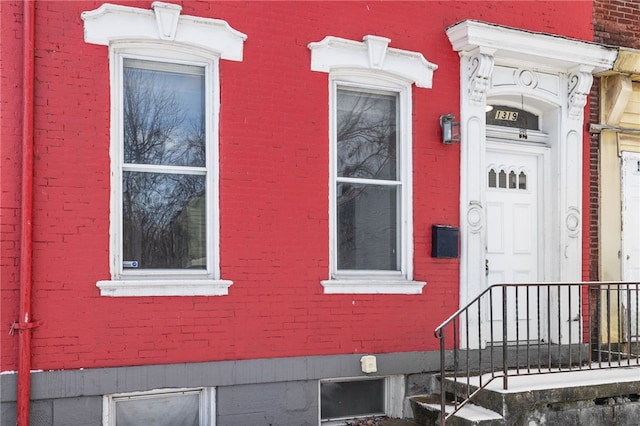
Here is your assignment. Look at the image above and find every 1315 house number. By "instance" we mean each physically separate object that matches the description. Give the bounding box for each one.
[494,110,518,121]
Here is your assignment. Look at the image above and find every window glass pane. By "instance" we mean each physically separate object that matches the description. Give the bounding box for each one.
[337,183,398,271]
[337,89,397,180]
[508,171,517,189]
[519,171,527,189]
[123,59,205,168]
[115,392,200,426]
[488,169,496,188]
[123,172,206,269]
[498,170,507,188]
[321,379,385,420]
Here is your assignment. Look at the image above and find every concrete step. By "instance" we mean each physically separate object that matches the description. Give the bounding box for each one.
[409,394,504,426]
[430,366,640,425]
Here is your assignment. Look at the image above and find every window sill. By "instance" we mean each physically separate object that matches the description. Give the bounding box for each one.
[96,279,233,297]
[320,279,426,295]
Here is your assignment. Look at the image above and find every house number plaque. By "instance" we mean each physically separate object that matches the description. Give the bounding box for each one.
[486,105,539,130]
[494,110,518,121]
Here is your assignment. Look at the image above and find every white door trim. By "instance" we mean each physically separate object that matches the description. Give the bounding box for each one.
[445,21,617,347]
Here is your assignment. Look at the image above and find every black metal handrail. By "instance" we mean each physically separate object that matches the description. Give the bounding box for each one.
[433,281,640,425]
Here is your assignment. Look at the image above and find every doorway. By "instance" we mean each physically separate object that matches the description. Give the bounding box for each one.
[485,141,547,343]
[622,151,640,339]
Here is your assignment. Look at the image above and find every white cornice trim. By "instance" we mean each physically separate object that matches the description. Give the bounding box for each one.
[81,2,247,61]
[308,35,438,88]
[447,20,617,73]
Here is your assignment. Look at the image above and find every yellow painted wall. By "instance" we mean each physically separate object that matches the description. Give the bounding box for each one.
[599,79,640,343]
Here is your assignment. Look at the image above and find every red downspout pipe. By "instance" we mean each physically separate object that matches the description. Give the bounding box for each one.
[15,1,37,425]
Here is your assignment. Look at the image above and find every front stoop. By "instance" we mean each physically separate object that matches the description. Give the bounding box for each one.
[410,367,640,425]
[410,394,504,426]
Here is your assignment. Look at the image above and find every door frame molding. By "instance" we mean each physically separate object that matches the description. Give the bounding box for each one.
[446,21,616,347]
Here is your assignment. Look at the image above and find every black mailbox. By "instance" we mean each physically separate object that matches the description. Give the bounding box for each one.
[432,225,459,258]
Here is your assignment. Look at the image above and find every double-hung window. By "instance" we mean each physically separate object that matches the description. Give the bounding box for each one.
[82,2,246,296]
[309,35,436,294]
[120,57,209,273]
[335,86,401,272]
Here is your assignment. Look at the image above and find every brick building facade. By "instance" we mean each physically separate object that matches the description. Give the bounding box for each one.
[1,1,620,424]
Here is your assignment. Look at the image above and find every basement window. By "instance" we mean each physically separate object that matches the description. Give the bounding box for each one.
[103,388,215,426]
[320,376,404,424]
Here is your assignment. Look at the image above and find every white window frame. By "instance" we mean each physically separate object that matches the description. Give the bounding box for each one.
[103,387,215,426]
[319,375,404,424]
[328,74,415,290]
[82,2,246,297]
[309,35,436,294]
[106,43,227,294]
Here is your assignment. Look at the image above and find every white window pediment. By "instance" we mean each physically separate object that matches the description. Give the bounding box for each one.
[82,2,246,60]
[309,35,437,88]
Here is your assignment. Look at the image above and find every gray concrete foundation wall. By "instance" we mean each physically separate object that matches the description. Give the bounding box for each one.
[0,350,440,425]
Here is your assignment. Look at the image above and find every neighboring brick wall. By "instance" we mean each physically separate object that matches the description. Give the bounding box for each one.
[594,0,640,48]
[590,0,640,280]
[588,77,600,282]
[1,0,594,372]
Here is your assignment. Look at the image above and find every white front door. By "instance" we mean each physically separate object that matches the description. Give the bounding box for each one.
[486,145,544,343]
[622,151,640,339]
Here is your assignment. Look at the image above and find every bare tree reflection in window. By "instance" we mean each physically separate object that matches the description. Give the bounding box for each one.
[122,59,207,270]
[336,89,399,271]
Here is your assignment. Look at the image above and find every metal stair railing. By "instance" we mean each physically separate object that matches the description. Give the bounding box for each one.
[433,281,640,426]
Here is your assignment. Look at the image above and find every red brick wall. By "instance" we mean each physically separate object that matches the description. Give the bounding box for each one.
[590,0,640,280]
[2,1,594,371]
[1,0,25,371]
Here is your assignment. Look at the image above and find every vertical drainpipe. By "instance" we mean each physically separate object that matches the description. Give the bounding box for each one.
[15,0,38,425]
